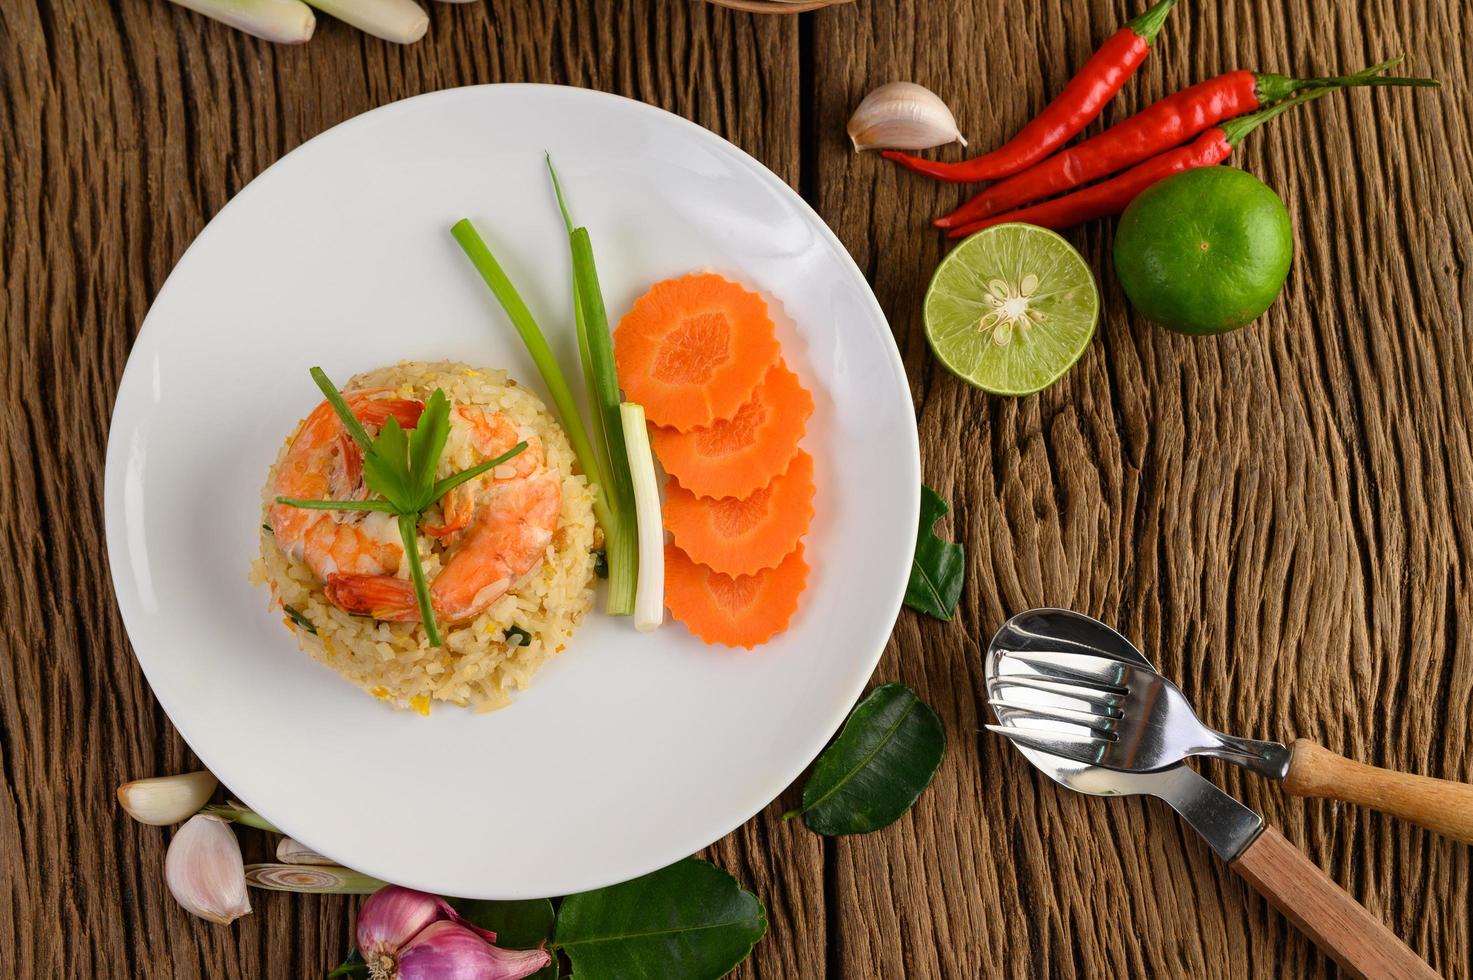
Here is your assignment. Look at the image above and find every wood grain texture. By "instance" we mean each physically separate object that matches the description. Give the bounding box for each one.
[1231,826,1439,980]
[814,0,1472,977]
[0,0,1469,977]
[1284,738,1473,844]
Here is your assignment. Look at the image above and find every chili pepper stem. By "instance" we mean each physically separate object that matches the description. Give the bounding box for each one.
[1223,73,1439,146]
[1125,0,1180,43]
[1255,57,1429,104]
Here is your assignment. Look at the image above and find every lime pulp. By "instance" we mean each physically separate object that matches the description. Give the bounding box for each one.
[924,223,1100,396]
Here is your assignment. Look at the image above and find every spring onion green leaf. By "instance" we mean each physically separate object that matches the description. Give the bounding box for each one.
[449,219,613,533]
[620,403,663,632]
[282,605,318,634]
[430,442,526,501]
[274,498,400,512]
[546,156,613,489]
[569,227,638,616]
[311,366,374,453]
[398,513,440,647]
[543,157,638,616]
[504,625,532,647]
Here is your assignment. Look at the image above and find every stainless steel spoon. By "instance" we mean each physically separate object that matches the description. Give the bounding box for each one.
[986,608,1438,980]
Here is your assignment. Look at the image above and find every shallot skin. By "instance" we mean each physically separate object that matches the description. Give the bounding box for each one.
[397,922,552,980]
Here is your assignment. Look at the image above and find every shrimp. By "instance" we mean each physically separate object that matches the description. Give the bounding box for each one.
[268,389,423,583]
[423,405,545,539]
[326,470,562,626]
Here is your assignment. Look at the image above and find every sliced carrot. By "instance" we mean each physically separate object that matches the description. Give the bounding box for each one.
[614,273,782,431]
[650,360,813,499]
[663,450,815,576]
[664,542,808,649]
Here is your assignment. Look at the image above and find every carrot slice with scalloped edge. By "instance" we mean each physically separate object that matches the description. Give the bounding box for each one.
[613,273,782,431]
[650,360,813,499]
[663,450,815,576]
[665,542,808,649]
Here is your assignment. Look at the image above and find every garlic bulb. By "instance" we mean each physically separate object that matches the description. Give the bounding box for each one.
[165,815,251,925]
[276,836,335,865]
[847,82,967,152]
[117,771,219,826]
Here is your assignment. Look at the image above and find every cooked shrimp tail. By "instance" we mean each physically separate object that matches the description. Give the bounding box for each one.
[324,574,420,621]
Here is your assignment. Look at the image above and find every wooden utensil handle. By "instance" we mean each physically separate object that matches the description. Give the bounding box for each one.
[1231,826,1440,979]
[1283,738,1473,844]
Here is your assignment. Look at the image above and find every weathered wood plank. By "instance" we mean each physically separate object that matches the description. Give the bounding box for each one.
[3,0,1471,976]
[813,0,1472,976]
[0,3,805,977]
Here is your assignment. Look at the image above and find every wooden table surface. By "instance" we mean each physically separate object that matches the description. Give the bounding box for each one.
[3,1,1471,977]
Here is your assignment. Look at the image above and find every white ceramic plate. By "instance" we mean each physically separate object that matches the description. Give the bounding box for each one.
[105,85,919,899]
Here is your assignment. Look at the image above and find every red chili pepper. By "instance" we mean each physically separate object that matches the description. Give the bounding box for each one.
[883,0,1182,184]
[936,60,1422,229]
[943,79,1437,238]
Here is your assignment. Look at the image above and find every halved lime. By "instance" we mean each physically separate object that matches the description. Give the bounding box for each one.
[924,223,1099,396]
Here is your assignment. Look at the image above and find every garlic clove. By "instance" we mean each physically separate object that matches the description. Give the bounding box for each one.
[117,771,219,826]
[847,81,967,152]
[276,836,336,865]
[397,922,552,980]
[165,815,251,925]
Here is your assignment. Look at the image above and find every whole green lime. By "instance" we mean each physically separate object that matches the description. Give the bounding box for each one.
[1114,167,1293,335]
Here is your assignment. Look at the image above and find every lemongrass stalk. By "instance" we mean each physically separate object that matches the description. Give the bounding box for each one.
[302,0,427,43]
[199,804,281,834]
[569,228,639,616]
[244,863,386,894]
[167,0,316,43]
[276,837,335,865]
[620,403,664,632]
[450,219,614,534]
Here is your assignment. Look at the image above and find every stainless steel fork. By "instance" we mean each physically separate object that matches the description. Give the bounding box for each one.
[986,649,1292,777]
[988,642,1473,844]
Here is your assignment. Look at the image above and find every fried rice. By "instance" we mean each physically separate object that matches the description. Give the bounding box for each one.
[250,360,597,713]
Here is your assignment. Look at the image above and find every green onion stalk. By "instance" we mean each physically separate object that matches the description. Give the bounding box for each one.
[567,226,640,616]
[450,214,639,616]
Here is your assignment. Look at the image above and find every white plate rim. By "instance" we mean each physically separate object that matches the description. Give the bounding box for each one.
[104,83,920,898]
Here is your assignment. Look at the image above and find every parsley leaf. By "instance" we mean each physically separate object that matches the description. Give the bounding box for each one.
[905,485,965,621]
[407,389,452,507]
[362,414,413,510]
